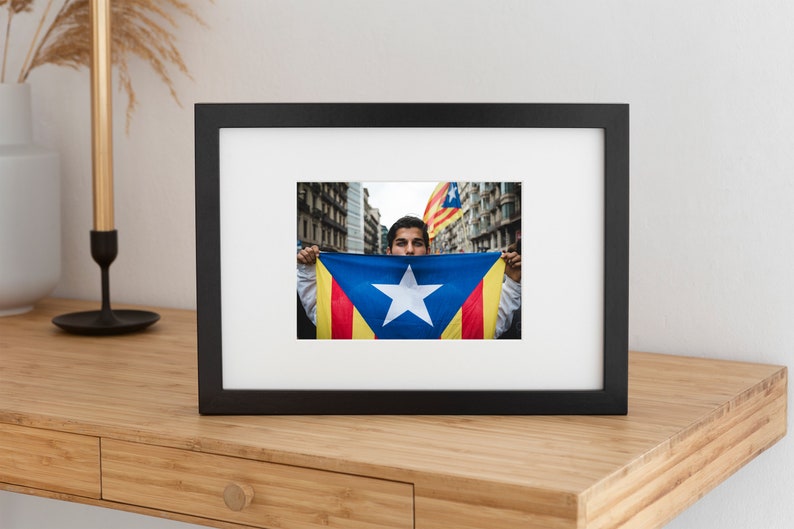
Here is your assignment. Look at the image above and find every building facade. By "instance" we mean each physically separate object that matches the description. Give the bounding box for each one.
[469,181,521,252]
[432,181,522,253]
[363,188,382,254]
[298,181,520,255]
[346,182,365,254]
[296,182,349,252]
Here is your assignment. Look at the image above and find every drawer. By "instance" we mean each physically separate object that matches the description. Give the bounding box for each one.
[0,423,101,498]
[102,439,413,529]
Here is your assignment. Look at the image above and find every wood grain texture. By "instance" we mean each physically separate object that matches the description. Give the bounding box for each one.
[0,423,100,498]
[0,298,787,529]
[102,439,413,529]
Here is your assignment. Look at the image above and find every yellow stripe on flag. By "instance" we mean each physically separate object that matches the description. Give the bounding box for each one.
[482,258,506,338]
[428,209,462,240]
[315,260,333,339]
[352,306,376,339]
[441,308,463,339]
[424,182,447,213]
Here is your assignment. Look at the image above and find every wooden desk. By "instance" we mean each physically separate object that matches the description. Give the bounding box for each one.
[0,298,786,529]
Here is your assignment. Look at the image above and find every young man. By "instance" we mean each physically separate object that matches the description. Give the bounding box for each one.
[297,215,521,338]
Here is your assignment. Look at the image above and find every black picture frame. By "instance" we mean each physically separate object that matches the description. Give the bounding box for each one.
[195,103,629,415]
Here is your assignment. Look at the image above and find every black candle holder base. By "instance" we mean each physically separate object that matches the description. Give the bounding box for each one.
[52,230,160,336]
[52,308,160,335]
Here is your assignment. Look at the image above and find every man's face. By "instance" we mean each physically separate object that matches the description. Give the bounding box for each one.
[387,227,428,256]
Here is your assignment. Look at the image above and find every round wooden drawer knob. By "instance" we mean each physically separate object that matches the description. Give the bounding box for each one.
[223,482,255,511]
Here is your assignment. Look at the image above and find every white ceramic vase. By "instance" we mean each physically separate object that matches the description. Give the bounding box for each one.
[0,83,61,316]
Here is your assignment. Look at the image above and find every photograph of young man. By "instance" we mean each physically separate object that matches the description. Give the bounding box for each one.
[297,215,521,339]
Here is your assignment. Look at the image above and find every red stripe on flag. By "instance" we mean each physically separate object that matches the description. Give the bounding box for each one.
[331,278,353,339]
[430,207,459,227]
[423,184,448,217]
[461,280,484,339]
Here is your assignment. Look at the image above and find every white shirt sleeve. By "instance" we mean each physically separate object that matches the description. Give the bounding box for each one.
[297,263,317,325]
[495,276,521,338]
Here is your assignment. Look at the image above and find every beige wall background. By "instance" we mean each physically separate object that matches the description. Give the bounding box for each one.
[2,1,792,527]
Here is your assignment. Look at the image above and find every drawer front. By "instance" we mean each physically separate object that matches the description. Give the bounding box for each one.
[0,423,101,498]
[102,439,413,529]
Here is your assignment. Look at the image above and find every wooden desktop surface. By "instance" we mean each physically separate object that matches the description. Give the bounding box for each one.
[0,298,787,529]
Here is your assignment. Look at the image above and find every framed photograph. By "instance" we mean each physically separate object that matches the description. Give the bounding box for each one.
[195,103,629,414]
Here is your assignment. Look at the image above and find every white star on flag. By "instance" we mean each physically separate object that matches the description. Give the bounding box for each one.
[372,265,443,327]
[447,184,458,202]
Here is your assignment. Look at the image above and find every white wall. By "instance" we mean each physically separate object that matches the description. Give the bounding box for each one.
[2,0,792,527]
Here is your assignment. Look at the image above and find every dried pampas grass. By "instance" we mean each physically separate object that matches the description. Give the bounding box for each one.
[1,0,208,128]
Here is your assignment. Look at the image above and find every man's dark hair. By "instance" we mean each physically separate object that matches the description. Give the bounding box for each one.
[387,216,430,250]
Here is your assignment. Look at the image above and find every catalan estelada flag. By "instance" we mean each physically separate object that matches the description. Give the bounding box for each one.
[315,253,505,339]
[423,182,463,241]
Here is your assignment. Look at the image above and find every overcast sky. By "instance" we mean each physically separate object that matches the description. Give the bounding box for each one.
[362,181,440,229]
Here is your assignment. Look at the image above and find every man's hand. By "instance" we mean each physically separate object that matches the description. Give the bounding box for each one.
[502,250,521,283]
[297,245,320,265]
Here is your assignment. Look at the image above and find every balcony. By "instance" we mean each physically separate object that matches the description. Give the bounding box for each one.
[499,193,516,206]
[322,213,346,232]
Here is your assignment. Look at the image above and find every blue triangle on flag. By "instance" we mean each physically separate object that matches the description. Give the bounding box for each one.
[319,252,502,339]
[441,182,462,208]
